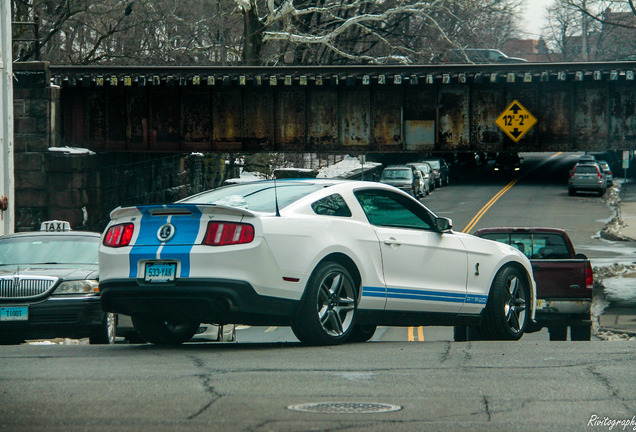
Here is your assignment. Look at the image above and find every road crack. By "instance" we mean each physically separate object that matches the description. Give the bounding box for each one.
[186,355,223,420]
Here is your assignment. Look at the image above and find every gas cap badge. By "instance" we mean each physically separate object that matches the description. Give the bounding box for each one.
[157,223,176,242]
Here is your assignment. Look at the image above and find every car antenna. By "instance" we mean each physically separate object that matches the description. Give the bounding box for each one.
[274,175,281,217]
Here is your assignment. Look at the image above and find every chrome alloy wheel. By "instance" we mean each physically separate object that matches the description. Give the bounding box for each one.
[316,270,356,337]
[504,275,526,334]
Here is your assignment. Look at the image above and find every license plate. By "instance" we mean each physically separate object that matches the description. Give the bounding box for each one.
[0,306,28,321]
[144,262,177,283]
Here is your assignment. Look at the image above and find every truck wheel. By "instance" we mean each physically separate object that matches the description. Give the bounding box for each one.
[480,266,529,340]
[291,261,357,346]
[132,315,200,346]
[570,325,591,341]
[453,325,467,341]
[548,325,567,341]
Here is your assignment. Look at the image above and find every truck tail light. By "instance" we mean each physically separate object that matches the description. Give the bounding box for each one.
[585,262,594,290]
[203,222,254,246]
[103,223,134,247]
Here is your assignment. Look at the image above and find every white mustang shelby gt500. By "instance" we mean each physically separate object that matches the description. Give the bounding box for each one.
[99,179,536,345]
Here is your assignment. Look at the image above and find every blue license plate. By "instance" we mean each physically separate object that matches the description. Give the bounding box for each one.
[0,306,28,321]
[144,262,177,283]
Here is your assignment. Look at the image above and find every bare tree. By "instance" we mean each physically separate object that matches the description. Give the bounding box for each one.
[542,0,636,61]
[233,0,524,65]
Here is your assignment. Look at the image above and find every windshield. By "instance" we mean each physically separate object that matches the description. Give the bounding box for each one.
[178,182,327,213]
[381,169,412,180]
[0,235,100,266]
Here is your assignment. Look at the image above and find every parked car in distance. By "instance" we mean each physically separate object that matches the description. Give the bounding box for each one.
[568,162,607,196]
[380,165,424,197]
[406,162,435,195]
[0,221,115,345]
[470,227,593,341]
[98,179,536,346]
[596,160,613,186]
[444,48,527,64]
[418,158,450,187]
[493,152,522,173]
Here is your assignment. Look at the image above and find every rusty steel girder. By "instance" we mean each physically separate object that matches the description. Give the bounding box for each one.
[52,63,636,153]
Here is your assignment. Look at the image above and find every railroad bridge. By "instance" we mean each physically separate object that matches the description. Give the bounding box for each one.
[9,61,636,233]
[48,62,636,154]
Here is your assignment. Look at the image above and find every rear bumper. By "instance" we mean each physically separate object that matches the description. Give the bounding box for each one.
[0,297,105,341]
[100,278,299,326]
[533,298,592,327]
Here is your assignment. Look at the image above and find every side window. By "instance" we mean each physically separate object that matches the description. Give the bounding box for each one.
[354,189,433,230]
[311,194,352,217]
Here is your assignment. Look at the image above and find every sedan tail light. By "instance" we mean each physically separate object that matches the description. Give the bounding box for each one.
[203,222,254,246]
[103,223,134,247]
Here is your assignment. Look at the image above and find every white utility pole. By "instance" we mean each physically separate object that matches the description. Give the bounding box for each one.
[0,0,15,235]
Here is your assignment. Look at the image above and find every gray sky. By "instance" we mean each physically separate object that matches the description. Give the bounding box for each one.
[521,0,552,38]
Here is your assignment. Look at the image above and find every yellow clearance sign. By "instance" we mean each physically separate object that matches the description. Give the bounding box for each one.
[495,100,537,142]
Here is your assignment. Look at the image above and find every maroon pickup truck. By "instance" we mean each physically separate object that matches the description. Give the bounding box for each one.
[457,227,593,341]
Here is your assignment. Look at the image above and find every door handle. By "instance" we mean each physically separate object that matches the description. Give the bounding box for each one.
[383,237,401,246]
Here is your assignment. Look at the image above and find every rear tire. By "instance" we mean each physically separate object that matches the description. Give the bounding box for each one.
[291,261,357,346]
[568,188,575,196]
[480,266,529,340]
[132,315,200,345]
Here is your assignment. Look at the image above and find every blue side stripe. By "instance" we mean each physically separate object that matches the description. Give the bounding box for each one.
[362,286,488,304]
[128,205,202,278]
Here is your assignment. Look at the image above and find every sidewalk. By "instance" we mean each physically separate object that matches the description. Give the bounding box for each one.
[617,179,636,241]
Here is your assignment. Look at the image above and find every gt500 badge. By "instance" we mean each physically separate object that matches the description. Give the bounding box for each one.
[157,223,176,242]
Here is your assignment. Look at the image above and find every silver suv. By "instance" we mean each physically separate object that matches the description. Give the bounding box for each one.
[380,165,424,197]
[568,162,607,196]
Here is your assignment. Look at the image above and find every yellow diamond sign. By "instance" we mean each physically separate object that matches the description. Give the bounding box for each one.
[495,100,537,142]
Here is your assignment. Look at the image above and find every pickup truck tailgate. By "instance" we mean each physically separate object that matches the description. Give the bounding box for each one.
[531,259,592,299]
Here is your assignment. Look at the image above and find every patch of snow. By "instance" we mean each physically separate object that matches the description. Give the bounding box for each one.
[48,146,96,155]
[317,155,381,179]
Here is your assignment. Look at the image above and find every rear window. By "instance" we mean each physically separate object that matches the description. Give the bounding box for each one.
[479,232,570,259]
[574,165,598,174]
[421,160,440,169]
[179,182,326,213]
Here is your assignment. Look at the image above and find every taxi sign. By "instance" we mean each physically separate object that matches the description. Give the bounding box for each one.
[495,100,537,142]
[40,220,72,232]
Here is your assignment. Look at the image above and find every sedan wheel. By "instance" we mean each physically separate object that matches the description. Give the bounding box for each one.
[89,312,117,344]
[132,315,200,345]
[480,266,529,340]
[292,262,357,346]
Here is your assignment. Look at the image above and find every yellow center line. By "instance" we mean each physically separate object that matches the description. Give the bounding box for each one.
[408,326,425,341]
[462,179,518,233]
[462,152,564,234]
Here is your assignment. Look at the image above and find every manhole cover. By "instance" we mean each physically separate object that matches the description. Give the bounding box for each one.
[287,402,402,414]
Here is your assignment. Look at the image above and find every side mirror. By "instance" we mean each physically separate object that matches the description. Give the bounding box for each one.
[434,217,453,232]
[575,253,588,260]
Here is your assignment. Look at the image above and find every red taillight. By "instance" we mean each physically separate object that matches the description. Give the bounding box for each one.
[103,223,135,247]
[585,262,594,290]
[203,222,254,246]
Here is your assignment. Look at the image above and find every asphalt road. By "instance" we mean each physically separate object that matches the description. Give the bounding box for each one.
[2,152,635,431]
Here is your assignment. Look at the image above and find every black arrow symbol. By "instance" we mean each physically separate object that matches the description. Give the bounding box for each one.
[509,103,523,114]
[510,128,522,139]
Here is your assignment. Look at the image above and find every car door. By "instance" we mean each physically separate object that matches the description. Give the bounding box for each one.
[354,189,468,313]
